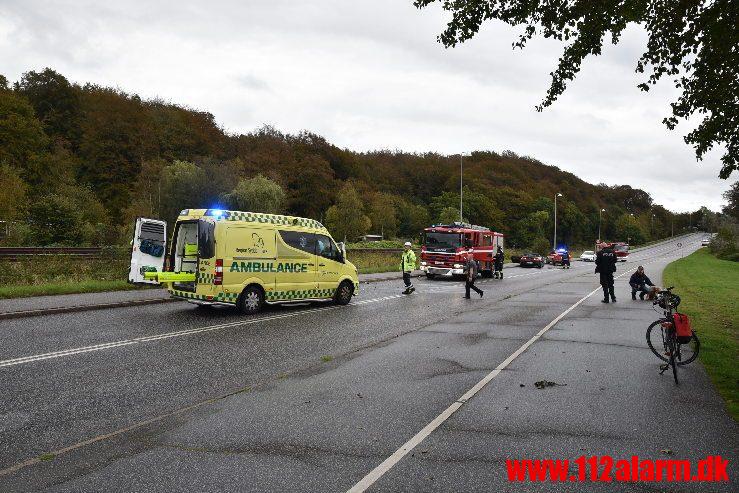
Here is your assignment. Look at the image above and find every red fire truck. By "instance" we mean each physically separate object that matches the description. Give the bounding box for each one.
[595,240,630,262]
[420,222,504,278]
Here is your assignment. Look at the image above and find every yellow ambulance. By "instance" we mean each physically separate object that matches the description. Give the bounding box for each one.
[129,209,359,314]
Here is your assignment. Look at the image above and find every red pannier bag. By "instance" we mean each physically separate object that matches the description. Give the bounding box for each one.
[672,313,693,344]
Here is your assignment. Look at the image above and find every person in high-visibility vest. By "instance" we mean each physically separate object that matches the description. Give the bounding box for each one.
[401,241,416,294]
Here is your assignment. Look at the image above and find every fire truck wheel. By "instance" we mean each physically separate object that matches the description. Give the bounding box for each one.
[425,273,436,279]
[481,270,493,278]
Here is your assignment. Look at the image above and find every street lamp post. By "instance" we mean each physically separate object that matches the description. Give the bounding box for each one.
[553,192,562,249]
[598,208,605,241]
[460,154,463,223]
[651,214,655,236]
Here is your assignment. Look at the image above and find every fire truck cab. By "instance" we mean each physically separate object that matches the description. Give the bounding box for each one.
[420,222,504,278]
[595,240,629,262]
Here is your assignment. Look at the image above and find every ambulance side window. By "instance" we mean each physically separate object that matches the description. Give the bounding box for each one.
[315,234,342,262]
[279,230,316,255]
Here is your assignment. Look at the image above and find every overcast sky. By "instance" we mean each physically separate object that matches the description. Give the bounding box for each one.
[1,0,732,212]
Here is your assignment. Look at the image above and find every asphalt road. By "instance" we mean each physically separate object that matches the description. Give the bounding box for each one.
[1,234,735,491]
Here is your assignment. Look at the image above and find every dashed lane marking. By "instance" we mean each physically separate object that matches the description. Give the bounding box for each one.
[346,244,696,493]
[0,295,404,369]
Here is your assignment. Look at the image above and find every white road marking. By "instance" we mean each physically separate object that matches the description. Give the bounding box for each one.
[346,245,694,493]
[0,295,404,369]
[2,241,693,370]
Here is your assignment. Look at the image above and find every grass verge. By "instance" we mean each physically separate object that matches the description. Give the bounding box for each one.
[0,280,144,299]
[663,248,738,420]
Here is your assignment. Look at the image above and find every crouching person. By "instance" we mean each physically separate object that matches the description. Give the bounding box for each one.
[629,265,655,300]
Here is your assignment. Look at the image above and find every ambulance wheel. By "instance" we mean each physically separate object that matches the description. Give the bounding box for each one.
[238,285,264,314]
[334,281,354,305]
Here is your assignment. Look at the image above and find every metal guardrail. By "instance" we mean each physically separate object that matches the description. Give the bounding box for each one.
[0,246,403,262]
[346,248,405,253]
[0,247,104,261]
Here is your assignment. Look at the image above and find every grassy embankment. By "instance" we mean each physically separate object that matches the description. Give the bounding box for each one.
[0,254,144,299]
[0,249,403,298]
[0,244,589,299]
[663,248,738,420]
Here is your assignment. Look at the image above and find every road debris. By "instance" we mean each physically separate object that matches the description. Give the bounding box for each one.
[534,380,567,389]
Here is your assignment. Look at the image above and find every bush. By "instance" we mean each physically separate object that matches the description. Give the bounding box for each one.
[531,237,551,255]
[347,240,413,249]
[710,227,738,261]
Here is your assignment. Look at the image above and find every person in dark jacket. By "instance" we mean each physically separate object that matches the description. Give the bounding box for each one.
[464,250,484,298]
[629,265,654,300]
[493,246,504,279]
[595,246,618,303]
[561,249,570,268]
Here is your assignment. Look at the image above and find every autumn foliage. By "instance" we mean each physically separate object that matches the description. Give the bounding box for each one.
[0,69,707,248]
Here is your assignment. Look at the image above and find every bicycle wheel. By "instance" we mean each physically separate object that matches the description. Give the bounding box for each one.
[676,331,700,366]
[646,319,669,362]
[669,337,679,385]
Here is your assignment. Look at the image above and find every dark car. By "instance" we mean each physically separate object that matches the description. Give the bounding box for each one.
[519,252,544,268]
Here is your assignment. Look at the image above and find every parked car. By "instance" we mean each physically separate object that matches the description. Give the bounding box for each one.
[546,250,562,265]
[510,254,521,263]
[580,250,596,262]
[519,252,544,268]
[701,237,710,246]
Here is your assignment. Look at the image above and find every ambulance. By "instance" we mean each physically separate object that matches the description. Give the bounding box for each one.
[128,209,359,314]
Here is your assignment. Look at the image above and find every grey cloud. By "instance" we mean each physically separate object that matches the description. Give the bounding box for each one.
[0,0,729,211]
[235,74,269,91]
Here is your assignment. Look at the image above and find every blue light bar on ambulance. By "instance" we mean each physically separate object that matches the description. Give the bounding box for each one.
[205,209,227,219]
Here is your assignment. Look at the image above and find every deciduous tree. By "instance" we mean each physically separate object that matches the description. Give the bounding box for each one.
[325,183,371,241]
[0,89,47,173]
[414,0,739,178]
[227,174,286,214]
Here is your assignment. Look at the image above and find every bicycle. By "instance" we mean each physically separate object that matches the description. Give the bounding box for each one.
[645,287,700,384]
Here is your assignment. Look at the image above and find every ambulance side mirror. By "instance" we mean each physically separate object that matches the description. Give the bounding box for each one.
[337,242,346,262]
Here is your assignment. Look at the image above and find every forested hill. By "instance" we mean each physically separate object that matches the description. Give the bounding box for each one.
[0,68,707,249]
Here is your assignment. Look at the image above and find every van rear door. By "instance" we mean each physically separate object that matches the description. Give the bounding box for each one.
[129,218,167,284]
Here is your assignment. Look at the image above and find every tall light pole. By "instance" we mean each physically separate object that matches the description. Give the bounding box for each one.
[651,214,655,236]
[460,154,464,223]
[598,208,605,241]
[553,192,562,249]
